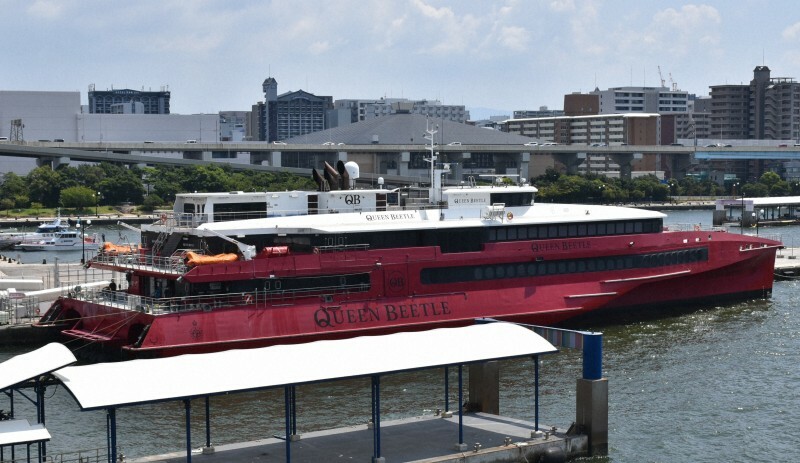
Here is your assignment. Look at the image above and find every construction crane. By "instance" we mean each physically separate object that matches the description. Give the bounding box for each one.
[658,66,666,88]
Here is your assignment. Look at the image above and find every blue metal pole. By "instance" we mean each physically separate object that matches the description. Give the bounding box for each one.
[108,408,117,463]
[583,333,603,380]
[458,365,463,445]
[534,355,540,431]
[371,378,377,458]
[291,385,297,436]
[444,366,449,413]
[284,386,291,463]
[205,397,211,449]
[373,375,381,460]
[184,399,192,463]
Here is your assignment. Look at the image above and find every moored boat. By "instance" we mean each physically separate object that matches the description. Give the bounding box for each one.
[1,214,71,249]
[34,128,782,358]
[15,231,100,251]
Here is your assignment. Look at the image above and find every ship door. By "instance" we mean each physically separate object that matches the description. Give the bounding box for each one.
[384,265,408,297]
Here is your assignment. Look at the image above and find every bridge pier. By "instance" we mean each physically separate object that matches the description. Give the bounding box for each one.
[554,153,584,175]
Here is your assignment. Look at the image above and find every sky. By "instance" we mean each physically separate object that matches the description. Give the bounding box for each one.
[2,0,800,120]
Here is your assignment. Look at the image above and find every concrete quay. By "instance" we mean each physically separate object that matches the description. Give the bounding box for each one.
[126,413,585,463]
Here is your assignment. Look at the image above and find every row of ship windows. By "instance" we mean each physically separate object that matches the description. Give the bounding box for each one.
[420,247,709,285]
[488,219,662,241]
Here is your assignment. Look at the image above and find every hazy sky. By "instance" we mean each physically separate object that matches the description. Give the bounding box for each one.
[2,0,798,119]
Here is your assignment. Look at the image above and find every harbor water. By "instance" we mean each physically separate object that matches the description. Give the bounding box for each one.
[2,210,799,462]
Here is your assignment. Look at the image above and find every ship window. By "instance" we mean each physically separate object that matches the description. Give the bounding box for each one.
[508,228,517,240]
[538,264,548,276]
[559,225,568,237]
[419,247,707,285]
[548,225,558,238]
[615,222,625,234]
[518,227,527,239]
[587,223,597,236]
[497,228,507,240]
[528,226,538,239]
[578,224,587,236]
[489,229,497,241]
[634,222,643,233]
[625,222,634,234]
[596,223,606,235]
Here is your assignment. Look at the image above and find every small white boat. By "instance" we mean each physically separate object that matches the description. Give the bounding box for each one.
[2,214,71,249]
[16,231,100,252]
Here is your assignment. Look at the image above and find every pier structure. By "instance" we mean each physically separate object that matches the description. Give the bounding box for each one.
[713,196,800,228]
[0,343,77,463]
[0,322,609,463]
[51,322,569,463]
[468,322,607,456]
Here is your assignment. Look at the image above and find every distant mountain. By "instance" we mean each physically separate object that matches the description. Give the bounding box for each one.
[466,106,512,121]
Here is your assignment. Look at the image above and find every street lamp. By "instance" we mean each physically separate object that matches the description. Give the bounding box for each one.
[740,191,745,234]
[76,219,91,264]
[95,192,100,217]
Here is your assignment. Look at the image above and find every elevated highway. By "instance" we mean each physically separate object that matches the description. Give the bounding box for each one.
[2,140,793,182]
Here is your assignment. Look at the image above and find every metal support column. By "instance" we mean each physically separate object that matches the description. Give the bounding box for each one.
[184,399,192,463]
[290,385,297,436]
[284,386,292,463]
[371,375,382,462]
[534,354,540,431]
[35,378,45,458]
[107,408,117,463]
[458,365,464,446]
[444,367,449,413]
[204,397,211,449]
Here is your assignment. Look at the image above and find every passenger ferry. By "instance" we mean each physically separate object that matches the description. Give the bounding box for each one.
[35,129,781,358]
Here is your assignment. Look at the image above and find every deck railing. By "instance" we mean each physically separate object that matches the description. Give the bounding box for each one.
[68,282,371,315]
[91,251,189,274]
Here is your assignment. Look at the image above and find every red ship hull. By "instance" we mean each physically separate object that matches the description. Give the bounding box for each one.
[36,230,779,358]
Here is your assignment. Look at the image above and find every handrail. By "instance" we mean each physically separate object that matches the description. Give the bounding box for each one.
[66,282,372,314]
[90,250,193,274]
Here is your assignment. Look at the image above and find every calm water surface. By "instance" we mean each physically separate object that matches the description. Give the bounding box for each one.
[2,210,799,462]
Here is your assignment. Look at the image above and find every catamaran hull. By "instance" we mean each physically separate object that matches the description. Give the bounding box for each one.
[39,232,778,358]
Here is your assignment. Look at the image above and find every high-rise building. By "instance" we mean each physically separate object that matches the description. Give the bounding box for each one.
[87,85,170,114]
[708,66,800,141]
[260,77,333,142]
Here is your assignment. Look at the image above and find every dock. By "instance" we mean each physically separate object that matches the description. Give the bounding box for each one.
[127,414,582,463]
[774,247,800,279]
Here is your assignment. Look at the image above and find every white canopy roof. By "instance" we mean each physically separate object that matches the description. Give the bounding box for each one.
[0,419,50,446]
[54,323,557,411]
[0,343,77,390]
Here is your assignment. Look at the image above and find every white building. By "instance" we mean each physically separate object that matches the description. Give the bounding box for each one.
[0,90,219,173]
[592,86,690,114]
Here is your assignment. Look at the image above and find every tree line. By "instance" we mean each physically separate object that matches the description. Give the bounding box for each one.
[0,163,316,213]
[530,169,800,203]
[3,163,798,214]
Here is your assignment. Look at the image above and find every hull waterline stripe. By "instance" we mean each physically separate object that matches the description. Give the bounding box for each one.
[602,269,690,284]
[565,292,618,299]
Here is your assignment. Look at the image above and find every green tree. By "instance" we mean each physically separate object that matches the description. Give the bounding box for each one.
[140,194,165,213]
[98,169,145,204]
[26,166,62,207]
[60,186,96,209]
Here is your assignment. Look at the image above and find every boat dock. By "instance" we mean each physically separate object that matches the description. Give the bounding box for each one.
[774,247,800,279]
[127,414,580,463]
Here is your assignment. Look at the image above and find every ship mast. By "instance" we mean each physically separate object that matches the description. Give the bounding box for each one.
[423,119,450,204]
